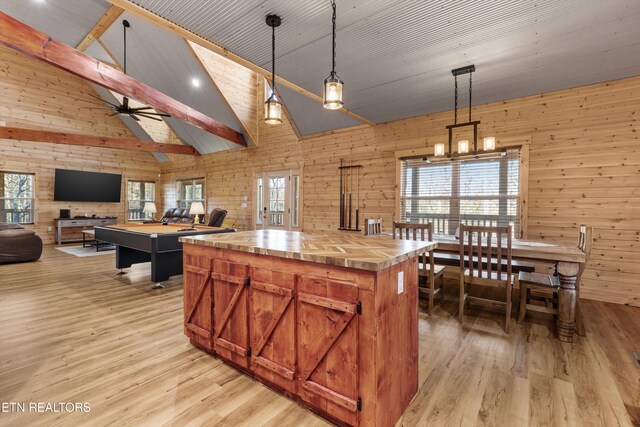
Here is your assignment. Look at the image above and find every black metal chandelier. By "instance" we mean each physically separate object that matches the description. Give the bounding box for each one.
[264,14,282,125]
[323,0,344,110]
[433,65,500,160]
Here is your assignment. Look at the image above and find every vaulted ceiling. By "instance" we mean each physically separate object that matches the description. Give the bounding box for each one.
[2,0,640,153]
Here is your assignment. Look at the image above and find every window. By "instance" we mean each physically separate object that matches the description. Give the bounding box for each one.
[0,172,34,224]
[177,178,205,211]
[399,149,520,236]
[127,181,155,220]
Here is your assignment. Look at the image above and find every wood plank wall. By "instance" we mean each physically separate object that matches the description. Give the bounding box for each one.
[0,46,160,244]
[160,75,639,307]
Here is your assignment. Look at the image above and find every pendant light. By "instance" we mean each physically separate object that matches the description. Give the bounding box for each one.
[264,14,282,125]
[323,0,343,110]
[430,65,502,161]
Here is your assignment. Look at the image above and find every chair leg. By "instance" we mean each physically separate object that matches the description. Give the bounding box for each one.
[518,284,527,324]
[458,278,465,322]
[428,270,435,316]
[505,281,512,334]
[440,275,446,303]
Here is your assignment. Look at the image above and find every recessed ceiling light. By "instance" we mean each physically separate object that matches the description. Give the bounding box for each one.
[33,0,46,3]
[191,78,201,88]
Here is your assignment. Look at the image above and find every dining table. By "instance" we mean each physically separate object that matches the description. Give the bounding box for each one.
[370,232,586,342]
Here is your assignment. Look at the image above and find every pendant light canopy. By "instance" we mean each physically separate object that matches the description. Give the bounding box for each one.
[323,0,344,110]
[265,14,282,125]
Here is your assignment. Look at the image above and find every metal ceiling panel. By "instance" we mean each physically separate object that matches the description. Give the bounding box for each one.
[276,84,362,136]
[99,11,247,154]
[131,0,640,123]
[0,0,109,47]
[84,40,117,65]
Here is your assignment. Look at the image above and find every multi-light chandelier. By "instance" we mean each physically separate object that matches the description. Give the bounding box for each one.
[323,0,344,109]
[432,65,502,160]
[264,14,282,125]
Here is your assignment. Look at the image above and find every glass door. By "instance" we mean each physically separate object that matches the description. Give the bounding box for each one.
[256,169,301,230]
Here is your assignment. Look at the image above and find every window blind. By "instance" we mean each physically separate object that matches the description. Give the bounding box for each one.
[399,149,520,236]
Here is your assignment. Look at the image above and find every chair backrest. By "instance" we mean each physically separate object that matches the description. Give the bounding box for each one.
[364,218,382,235]
[208,209,228,227]
[393,222,433,241]
[577,224,593,280]
[459,224,512,280]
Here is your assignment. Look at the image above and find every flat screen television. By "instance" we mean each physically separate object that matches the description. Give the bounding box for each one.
[54,169,122,202]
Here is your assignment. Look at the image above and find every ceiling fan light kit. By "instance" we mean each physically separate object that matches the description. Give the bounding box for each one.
[264,14,283,125]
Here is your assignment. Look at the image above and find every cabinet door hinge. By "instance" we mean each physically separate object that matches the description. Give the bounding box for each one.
[357,397,362,411]
[246,347,252,357]
[356,301,362,315]
[245,276,251,287]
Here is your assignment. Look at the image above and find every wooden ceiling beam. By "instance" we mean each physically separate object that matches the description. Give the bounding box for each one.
[0,12,246,148]
[0,126,200,156]
[76,5,124,52]
[107,0,376,127]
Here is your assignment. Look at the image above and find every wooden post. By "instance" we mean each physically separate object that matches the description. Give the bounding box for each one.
[556,261,580,343]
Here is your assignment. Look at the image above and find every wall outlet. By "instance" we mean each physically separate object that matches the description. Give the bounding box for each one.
[241,202,248,208]
[47,226,52,232]
[397,271,404,294]
[243,196,248,201]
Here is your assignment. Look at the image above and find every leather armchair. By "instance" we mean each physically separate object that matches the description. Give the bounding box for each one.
[160,208,195,224]
[0,223,43,264]
[207,209,227,227]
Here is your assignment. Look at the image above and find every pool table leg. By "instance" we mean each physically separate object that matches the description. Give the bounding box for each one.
[150,251,183,288]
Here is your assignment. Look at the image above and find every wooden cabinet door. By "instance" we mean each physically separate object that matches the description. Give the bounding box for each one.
[249,268,296,393]
[297,275,360,426]
[212,259,250,368]
[183,254,213,352]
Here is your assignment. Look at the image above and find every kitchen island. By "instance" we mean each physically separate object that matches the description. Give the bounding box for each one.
[179,230,436,427]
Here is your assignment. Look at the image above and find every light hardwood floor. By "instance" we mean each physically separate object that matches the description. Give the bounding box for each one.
[0,247,638,426]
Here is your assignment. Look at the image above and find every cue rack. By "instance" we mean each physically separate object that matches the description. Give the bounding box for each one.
[338,160,362,231]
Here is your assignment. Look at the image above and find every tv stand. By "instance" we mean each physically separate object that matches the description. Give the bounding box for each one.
[54,217,118,244]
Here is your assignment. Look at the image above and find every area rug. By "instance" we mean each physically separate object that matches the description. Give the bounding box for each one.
[55,245,115,257]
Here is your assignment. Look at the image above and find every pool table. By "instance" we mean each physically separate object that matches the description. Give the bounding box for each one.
[94,223,235,288]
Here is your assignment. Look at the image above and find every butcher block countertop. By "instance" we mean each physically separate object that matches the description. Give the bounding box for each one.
[180,229,436,271]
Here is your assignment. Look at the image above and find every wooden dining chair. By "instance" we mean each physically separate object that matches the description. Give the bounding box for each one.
[459,225,515,333]
[393,222,445,315]
[518,225,593,328]
[364,218,382,236]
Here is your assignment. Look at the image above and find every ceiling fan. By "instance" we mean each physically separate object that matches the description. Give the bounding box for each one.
[91,20,170,122]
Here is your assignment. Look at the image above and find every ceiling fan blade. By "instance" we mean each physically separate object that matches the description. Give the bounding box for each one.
[128,113,141,121]
[129,106,155,112]
[134,113,165,121]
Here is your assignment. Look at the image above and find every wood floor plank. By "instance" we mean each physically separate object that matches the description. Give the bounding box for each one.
[0,247,636,426]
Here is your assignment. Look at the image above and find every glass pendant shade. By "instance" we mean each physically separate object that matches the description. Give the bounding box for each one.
[264,94,282,125]
[483,136,496,151]
[434,143,445,156]
[458,140,470,154]
[323,74,344,110]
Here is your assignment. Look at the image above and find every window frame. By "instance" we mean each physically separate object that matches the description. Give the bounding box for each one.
[126,180,156,222]
[0,171,36,225]
[176,177,206,212]
[395,141,529,239]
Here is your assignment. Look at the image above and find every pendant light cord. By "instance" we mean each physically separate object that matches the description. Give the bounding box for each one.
[454,75,458,125]
[271,23,276,91]
[123,22,127,75]
[331,0,337,75]
[469,72,472,122]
